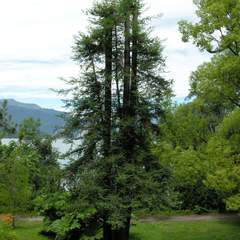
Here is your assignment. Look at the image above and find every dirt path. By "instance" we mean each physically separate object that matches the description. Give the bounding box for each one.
[16,214,240,223]
[138,214,240,223]
[16,216,44,222]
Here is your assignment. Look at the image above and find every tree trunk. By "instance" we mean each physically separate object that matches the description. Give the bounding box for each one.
[123,15,131,116]
[114,24,122,117]
[103,20,113,240]
[103,28,113,156]
[103,221,113,240]
[130,6,138,118]
[103,216,131,240]
[111,216,130,240]
[12,215,16,228]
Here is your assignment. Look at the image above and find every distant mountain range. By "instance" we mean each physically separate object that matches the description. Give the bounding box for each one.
[0,99,65,134]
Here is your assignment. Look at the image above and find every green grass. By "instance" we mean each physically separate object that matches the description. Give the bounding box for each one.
[10,221,47,240]
[130,220,240,240]
[4,219,240,240]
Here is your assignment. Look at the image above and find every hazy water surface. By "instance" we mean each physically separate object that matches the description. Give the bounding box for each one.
[2,138,73,165]
[2,138,71,153]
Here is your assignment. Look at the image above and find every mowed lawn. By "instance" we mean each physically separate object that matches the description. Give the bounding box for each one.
[10,221,47,240]
[8,218,240,240]
[130,220,240,240]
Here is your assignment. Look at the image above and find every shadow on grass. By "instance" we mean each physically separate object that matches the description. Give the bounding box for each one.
[217,219,240,228]
[130,233,142,240]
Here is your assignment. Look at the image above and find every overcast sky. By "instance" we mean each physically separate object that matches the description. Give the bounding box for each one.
[0,0,210,110]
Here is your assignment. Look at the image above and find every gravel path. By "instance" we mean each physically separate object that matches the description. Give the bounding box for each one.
[16,214,240,223]
[16,216,44,222]
[138,214,240,223]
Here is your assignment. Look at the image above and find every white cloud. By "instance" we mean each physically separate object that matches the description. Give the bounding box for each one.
[147,0,211,98]
[0,0,210,109]
[146,0,197,18]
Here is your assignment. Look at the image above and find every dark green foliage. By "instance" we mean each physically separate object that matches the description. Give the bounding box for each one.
[49,0,172,239]
[28,0,240,239]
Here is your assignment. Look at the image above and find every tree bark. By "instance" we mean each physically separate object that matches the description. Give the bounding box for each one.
[123,15,131,116]
[103,216,131,240]
[111,216,130,240]
[103,221,113,240]
[12,215,16,228]
[114,24,122,117]
[130,6,138,118]
[103,28,113,156]
[103,20,113,240]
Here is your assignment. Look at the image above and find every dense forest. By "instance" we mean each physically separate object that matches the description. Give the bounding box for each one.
[0,0,239,240]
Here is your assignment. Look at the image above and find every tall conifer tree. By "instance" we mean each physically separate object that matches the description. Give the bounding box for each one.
[55,1,172,239]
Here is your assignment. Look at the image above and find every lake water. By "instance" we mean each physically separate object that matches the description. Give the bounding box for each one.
[2,138,71,154]
[2,138,73,166]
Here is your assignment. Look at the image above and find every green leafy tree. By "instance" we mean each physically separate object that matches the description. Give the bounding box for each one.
[177,1,240,212]
[154,101,224,211]
[17,118,60,196]
[190,53,240,109]
[157,100,218,150]
[179,0,240,109]
[0,101,15,140]
[18,117,41,143]
[179,0,240,55]
[205,109,240,211]
[0,142,33,227]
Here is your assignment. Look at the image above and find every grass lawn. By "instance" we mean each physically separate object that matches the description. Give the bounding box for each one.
[10,221,47,240]
[6,218,240,240]
[130,220,240,240]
